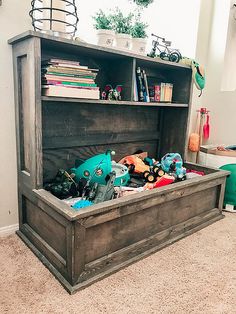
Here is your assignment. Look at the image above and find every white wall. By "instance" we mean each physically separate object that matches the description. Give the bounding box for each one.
[0,0,31,228]
[192,0,236,147]
[76,0,200,58]
[0,0,200,229]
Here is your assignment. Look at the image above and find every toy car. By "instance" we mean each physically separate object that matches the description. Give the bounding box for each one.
[119,154,165,183]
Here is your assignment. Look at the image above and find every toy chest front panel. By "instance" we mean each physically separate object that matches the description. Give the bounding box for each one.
[72,166,225,285]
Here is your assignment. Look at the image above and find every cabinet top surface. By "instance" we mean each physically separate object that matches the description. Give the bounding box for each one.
[8,30,191,70]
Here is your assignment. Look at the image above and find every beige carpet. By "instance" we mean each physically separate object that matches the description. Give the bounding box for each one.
[1,213,236,314]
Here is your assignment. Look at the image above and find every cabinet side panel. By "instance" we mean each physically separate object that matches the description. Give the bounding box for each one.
[17,55,31,173]
[23,197,67,259]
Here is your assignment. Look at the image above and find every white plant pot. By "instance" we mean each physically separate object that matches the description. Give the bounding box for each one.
[132,37,147,55]
[115,33,132,51]
[97,29,115,47]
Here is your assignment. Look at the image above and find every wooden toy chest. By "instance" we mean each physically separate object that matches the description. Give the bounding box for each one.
[9,32,228,293]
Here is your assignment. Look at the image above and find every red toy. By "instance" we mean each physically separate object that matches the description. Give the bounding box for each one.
[144,174,175,190]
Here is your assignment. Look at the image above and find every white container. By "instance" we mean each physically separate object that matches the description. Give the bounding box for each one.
[97,29,115,47]
[199,145,236,168]
[115,33,132,50]
[132,37,147,55]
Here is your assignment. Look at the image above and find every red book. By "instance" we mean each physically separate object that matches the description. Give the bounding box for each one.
[154,85,161,102]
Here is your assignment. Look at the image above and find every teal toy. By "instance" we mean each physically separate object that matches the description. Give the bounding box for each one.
[71,150,130,186]
[219,164,236,207]
[72,200,93,210]
[161,153,186,180]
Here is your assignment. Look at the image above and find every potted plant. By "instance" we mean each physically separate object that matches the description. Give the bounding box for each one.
[92,9,115,47]
[133,0,154,7]
[110,8,134,50]
[131,14,148,54]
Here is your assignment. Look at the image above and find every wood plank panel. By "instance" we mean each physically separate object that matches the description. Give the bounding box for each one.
[159,107,189,159]
[84,186,218,263]
[79,208,221,283]
[43,141,158,182]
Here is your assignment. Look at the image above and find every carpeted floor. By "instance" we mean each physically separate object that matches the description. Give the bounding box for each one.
[1,213,236,314]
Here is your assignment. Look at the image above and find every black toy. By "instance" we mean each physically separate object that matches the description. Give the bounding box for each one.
[148,33,182,63]
[44,169,78,199]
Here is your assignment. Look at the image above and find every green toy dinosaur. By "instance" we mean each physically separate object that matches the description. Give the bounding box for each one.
[180,57,205,96]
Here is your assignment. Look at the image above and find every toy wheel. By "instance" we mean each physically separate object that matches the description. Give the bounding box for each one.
[143,170,150,179]
[153,166,160,175]
[160,52,169,61]
[146,173,156,183]
[127,164,135,173]
[157,168,165,177]
[178,175,186,181]
[169,51,181,63]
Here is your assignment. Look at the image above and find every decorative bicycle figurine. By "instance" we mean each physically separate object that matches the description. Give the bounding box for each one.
[148,33,182,63]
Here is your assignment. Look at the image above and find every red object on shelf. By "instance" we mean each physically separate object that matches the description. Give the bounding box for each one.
[203,114,210,139]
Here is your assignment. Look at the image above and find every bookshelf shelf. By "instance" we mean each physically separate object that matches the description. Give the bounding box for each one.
[41,96,189,108]
[9,31,228,295]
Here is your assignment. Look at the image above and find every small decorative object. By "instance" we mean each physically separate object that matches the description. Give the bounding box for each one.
[110,8,133,50]
[92,9,115,47]
[102,84,122,101]
[131,13,148,54]
[29,0,78,38]
[148,33,182,63]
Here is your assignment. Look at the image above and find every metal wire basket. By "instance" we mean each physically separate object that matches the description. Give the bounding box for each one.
[29,0,79,38]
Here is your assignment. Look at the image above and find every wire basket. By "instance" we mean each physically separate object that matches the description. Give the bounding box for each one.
[29,0,79,38]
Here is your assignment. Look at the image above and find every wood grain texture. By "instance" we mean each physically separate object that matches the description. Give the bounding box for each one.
[79,208,221,283]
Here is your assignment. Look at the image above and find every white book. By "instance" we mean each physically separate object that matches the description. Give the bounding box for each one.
[42,85,100,99]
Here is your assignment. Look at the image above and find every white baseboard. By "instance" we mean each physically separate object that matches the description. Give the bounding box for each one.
[0,223,19,237]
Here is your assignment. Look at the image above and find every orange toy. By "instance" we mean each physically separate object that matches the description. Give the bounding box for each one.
[119,155,150,174]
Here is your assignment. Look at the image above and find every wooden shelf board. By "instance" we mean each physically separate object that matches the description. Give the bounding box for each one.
[8,31,191,70]
[41,96,188,108]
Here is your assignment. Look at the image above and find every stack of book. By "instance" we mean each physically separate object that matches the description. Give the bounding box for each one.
[149,83,173,102]
[41,58,99,99]
[134,67,173,103]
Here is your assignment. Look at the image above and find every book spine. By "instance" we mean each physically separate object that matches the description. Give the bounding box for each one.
[148,86,155,102]
[154,85,161,102]
[142,70,150,102]
[160,83,166,102]
[169,83,173,102]
[43,75,94,83]
[42,85,99,90]
[136,67,144,102]
[45,72,96,79]
[46,80,97,87]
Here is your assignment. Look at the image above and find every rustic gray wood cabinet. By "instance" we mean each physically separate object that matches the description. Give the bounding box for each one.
[9,31,228,293]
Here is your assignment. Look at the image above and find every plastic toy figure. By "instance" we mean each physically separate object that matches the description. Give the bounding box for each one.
[44,169,78,199]
[71,150,130,186]
[101,90,107,100]
[148,33,182,63]
[161,153,186,181]
[102,84,122,100]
